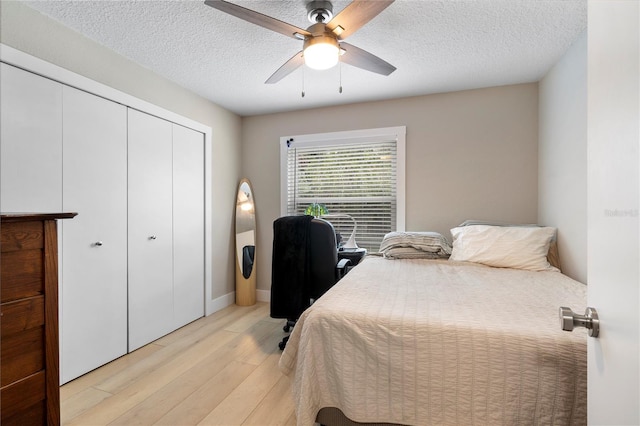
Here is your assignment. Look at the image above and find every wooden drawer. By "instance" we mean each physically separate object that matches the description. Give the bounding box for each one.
[2,400,45,426]
[1,221,44,252]
[0,296,45,337]
[0,371,46,424]
[0,249,44,303]
[1,296,46,388]
[1,220,45,303]
[1,325,45,387]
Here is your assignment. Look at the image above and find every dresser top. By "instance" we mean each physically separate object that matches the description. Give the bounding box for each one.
[0,212,77,222]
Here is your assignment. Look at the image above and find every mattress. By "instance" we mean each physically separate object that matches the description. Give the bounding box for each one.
[279,257,587,426]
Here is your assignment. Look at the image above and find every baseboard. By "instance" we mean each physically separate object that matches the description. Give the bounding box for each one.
[205,291,235,316]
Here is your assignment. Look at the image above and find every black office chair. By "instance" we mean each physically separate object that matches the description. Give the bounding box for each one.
[270,215,351,350]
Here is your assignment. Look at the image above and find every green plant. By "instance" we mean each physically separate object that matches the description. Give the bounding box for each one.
[304,203,328,217]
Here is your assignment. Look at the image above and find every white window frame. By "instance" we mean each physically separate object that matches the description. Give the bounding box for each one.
[280,126,406,234]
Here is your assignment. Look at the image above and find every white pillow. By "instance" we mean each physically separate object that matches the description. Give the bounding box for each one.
[449,225,558,271]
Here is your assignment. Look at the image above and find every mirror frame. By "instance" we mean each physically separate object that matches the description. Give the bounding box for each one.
[235,178,256,306]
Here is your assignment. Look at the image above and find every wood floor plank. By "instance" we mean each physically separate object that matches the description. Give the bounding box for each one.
[285,412,298,425]
[153,361,257,426]
[62,386,113,424]
[154,304,260,347]
[242,374,296,425]
[197,351,284,425]
[238,320,284,366]
[110,319,284,425]
[95,314,247,395]
[60,303,298,426]
[92,329,235,396]
[223,303,271,333]
[68,329,239,425]
[61,343,163,401]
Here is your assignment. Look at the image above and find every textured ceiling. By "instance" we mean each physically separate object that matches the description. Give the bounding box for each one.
[24,0,587,117]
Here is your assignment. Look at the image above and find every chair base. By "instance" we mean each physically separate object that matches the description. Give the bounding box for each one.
[279,319,297,350]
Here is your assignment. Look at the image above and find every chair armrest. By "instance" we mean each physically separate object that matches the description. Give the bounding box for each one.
[336,258,352,281]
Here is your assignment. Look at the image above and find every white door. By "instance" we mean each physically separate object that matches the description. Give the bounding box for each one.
[61,86,128,383]
[586,1,639,423]
[0,63,62,212]
[128,109,174,351]
[172,124,205,329]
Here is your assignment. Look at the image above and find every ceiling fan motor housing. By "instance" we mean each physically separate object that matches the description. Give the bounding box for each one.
[303,23,339,51]
[307,0,333,23]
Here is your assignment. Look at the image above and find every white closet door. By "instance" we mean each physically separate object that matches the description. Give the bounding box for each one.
[0,63,62,212]
[61,86,128,383]
[172,124,205,328]
[128,109,174,351]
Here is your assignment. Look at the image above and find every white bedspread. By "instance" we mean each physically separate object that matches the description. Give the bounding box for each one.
[279,257,587,426]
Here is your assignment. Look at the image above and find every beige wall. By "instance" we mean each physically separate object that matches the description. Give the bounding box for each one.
[538,31,587,283]
[2,0,584,300]
[242,83,540,292]
[0,1,243,299]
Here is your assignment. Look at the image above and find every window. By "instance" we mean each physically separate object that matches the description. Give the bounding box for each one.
[281,127,405,252]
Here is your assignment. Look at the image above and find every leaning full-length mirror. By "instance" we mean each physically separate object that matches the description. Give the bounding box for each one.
[235,178,256,305]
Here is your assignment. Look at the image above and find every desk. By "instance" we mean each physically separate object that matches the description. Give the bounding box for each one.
[338,248,367,268]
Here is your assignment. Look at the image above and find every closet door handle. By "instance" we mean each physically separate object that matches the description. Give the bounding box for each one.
[149,235,157,240]
[93,241,103,247]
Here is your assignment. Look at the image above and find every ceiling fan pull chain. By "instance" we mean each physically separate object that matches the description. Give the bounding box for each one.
[339,61,343,94]
[301,66,306,98]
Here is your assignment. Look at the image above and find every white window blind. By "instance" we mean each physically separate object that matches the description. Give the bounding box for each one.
[283,130,404,252]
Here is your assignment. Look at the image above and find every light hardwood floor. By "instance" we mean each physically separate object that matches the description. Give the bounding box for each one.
[61,302,297,425]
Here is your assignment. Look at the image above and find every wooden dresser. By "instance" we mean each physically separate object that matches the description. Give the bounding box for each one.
[1,213,76,426]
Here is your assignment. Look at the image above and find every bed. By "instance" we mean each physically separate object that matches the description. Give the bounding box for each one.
[279,226,587,426]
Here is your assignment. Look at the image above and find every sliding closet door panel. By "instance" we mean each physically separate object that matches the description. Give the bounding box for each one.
[128,109,174,351]
[0,63,62,212]
[172,124,205,328]
[61,86,128,383]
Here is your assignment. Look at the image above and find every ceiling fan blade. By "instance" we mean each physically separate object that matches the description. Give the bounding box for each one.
[204,0,311,40]
[265,51,304,84]
[327,0,394,40]
[339,42,396,76]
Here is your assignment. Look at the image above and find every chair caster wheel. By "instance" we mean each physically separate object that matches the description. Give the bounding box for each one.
[279,335,289,350]
[283,324,291,332]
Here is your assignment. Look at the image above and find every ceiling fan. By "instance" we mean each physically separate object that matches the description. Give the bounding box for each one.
[204,0,397,84]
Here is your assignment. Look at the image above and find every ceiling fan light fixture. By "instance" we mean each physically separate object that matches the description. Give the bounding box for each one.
[303,35,340,70]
